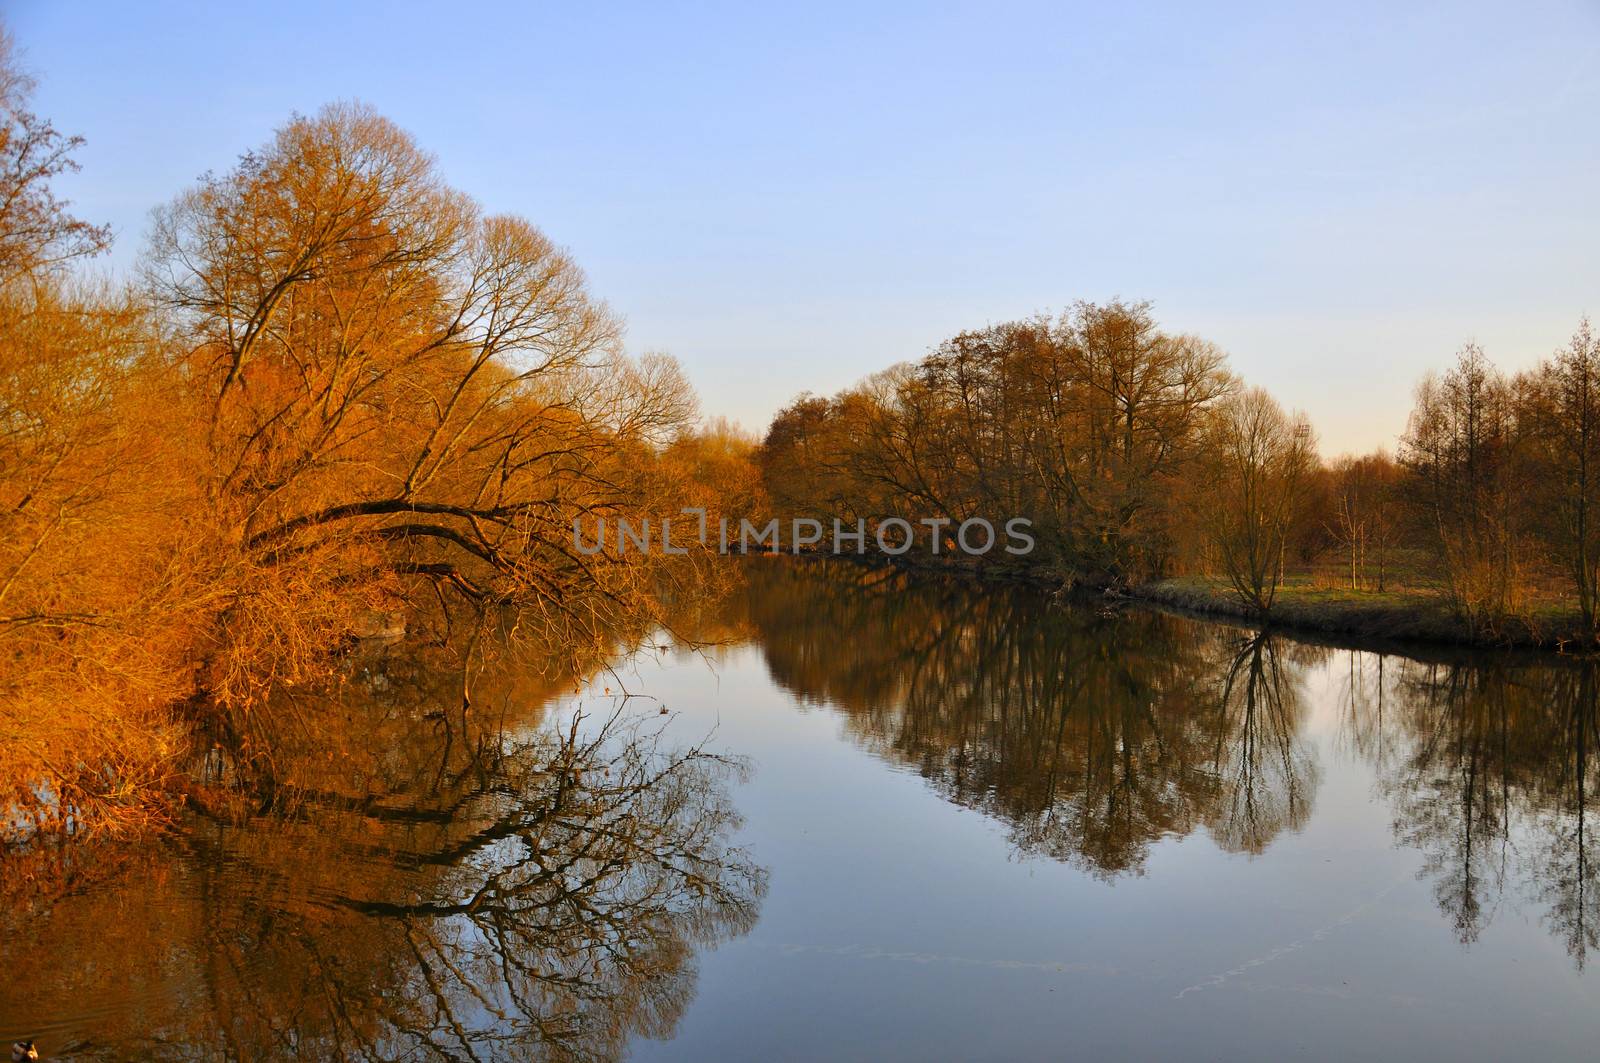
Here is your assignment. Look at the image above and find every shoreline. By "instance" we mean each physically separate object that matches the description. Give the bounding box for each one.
[1126,579,1594,655]
[765,551,1597,655]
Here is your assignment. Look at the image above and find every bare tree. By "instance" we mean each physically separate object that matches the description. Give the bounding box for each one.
[1527,318,1600,636]
[1197,388,1317,613]
[0,87,731,839]
[1325,451,1403,590]
[758,302,1232,583]
[143,104,709,718]
[1400,344,1530,635]
[0,28,110,283]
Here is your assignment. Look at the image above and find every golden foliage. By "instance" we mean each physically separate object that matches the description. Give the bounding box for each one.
[0,55,741,841]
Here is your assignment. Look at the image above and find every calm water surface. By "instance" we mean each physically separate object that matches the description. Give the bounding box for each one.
[6,561,1600,1060]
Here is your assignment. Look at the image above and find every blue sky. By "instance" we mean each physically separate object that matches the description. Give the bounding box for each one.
[8,0,1599,454]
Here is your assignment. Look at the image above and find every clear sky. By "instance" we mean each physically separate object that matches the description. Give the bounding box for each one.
[8,0,1598,455]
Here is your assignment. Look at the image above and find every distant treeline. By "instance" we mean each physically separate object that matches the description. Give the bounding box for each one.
[757,301,1600,641]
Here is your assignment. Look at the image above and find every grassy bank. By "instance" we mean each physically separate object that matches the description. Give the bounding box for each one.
[1132,576,1595,652]
[777,552,1597,653]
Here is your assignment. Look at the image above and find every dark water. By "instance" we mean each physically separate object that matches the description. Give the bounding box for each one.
[6,561,1600,1060]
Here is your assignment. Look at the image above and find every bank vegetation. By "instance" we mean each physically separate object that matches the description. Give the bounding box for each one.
[759,302,1600,650]
[0,34,755,845]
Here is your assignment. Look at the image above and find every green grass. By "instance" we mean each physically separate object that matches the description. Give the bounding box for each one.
[1134,575,1594,652]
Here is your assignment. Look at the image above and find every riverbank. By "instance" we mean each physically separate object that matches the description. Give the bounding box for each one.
[781,552,1597,654]
[1130,577,1595,653]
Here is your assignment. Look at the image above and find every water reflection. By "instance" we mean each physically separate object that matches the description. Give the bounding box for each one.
[1355,653,1600,966]
[744,562,1320,876]
[1207,634,1318,855]
[9,561,1600,1060]
[0,640,764,1061]
[743,561,1600,972]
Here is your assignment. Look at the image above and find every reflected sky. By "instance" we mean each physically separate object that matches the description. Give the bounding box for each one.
[6,560,1600,1061]
[629,562,1600,1062]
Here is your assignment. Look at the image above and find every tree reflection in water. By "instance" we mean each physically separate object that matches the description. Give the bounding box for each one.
[1205,633,1318,855]
[0,636,765,1062]
[12,560,1600,1060]
[746,560,1600,972]
[743,561,1319,877]
[1356,652,1600,967]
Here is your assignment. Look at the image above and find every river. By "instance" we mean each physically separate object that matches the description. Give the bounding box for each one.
[4,559,1599,1060]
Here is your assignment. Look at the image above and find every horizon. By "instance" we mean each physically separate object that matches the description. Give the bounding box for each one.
[8,0,1600,455]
